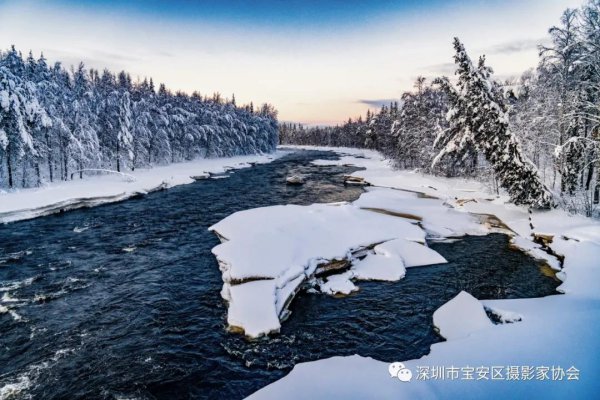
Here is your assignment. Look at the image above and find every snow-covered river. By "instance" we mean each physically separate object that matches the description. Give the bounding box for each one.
[0,150,559,399]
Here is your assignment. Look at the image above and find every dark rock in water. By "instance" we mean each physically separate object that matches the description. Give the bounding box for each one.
[286,175,305,185]
[533,233,554,246]
[343,175,369,186]
[314,258,351,277]
[190,173,210,180]
[209,171,231,179]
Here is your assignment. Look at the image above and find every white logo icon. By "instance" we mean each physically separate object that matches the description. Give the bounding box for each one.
[388,362,412,382]
[388,362,405,377]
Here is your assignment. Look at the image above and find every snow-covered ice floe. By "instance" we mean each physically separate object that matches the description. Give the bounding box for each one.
[245,146,600,399]
[0,151,289,224]
[432,291,493,341]
[354,187,487,238]
[209,180,483,338]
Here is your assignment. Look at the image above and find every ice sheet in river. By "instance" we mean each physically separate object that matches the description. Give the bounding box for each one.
[354,186,487,237]
[209,186,479,338]
[432,290,493,340]
[351,239,446,282]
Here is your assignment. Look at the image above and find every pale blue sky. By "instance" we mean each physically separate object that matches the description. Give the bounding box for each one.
[0,0,584,124]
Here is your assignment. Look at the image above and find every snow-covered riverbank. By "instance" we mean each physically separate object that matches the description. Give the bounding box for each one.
[0,151,289,224]
[247,145,600,399]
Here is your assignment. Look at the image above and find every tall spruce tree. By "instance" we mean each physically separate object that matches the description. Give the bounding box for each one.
[433,38,555,208]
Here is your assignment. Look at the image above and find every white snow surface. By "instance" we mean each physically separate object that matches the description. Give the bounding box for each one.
[318,272,358,296]
[227,280,280,338]
[350,238,446,283]
[373,238,447,268]
[350,243,407,282]
[0,151,289,224]
[432,291,493,340]
[354,187,487,238]
[210,203,426,283]
[248,146,600,399]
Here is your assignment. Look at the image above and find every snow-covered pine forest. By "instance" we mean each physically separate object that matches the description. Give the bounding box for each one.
[280,1,600,215]
[0,47,279,190]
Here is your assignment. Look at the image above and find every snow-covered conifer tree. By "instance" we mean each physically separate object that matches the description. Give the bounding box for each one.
[0,64,48,187]
[433,38,554,208]
[117,91,133,171]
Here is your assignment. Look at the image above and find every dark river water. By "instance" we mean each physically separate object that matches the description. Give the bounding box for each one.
[0,150,559,399]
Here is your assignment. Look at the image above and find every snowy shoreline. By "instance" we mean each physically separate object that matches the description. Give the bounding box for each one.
[0,151,289,224]
[246,145,600,399]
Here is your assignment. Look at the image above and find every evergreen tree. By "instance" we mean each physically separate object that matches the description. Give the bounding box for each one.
[0,65,48,187]
[116,91,133,171]
[433,38,554,208]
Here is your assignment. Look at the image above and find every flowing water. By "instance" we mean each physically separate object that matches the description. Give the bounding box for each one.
[0,150,559,399]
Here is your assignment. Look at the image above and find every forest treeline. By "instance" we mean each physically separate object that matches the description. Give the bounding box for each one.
[0,49,278,189]
[280,1,600,214]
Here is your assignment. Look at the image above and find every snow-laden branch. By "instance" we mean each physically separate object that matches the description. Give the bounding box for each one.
[554,136,600,159]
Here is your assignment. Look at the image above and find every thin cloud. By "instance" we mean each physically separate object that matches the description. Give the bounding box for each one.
[485,38,549,55]
[91,49,142,63]
[357,98,398,108]
[37,48,139,71]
